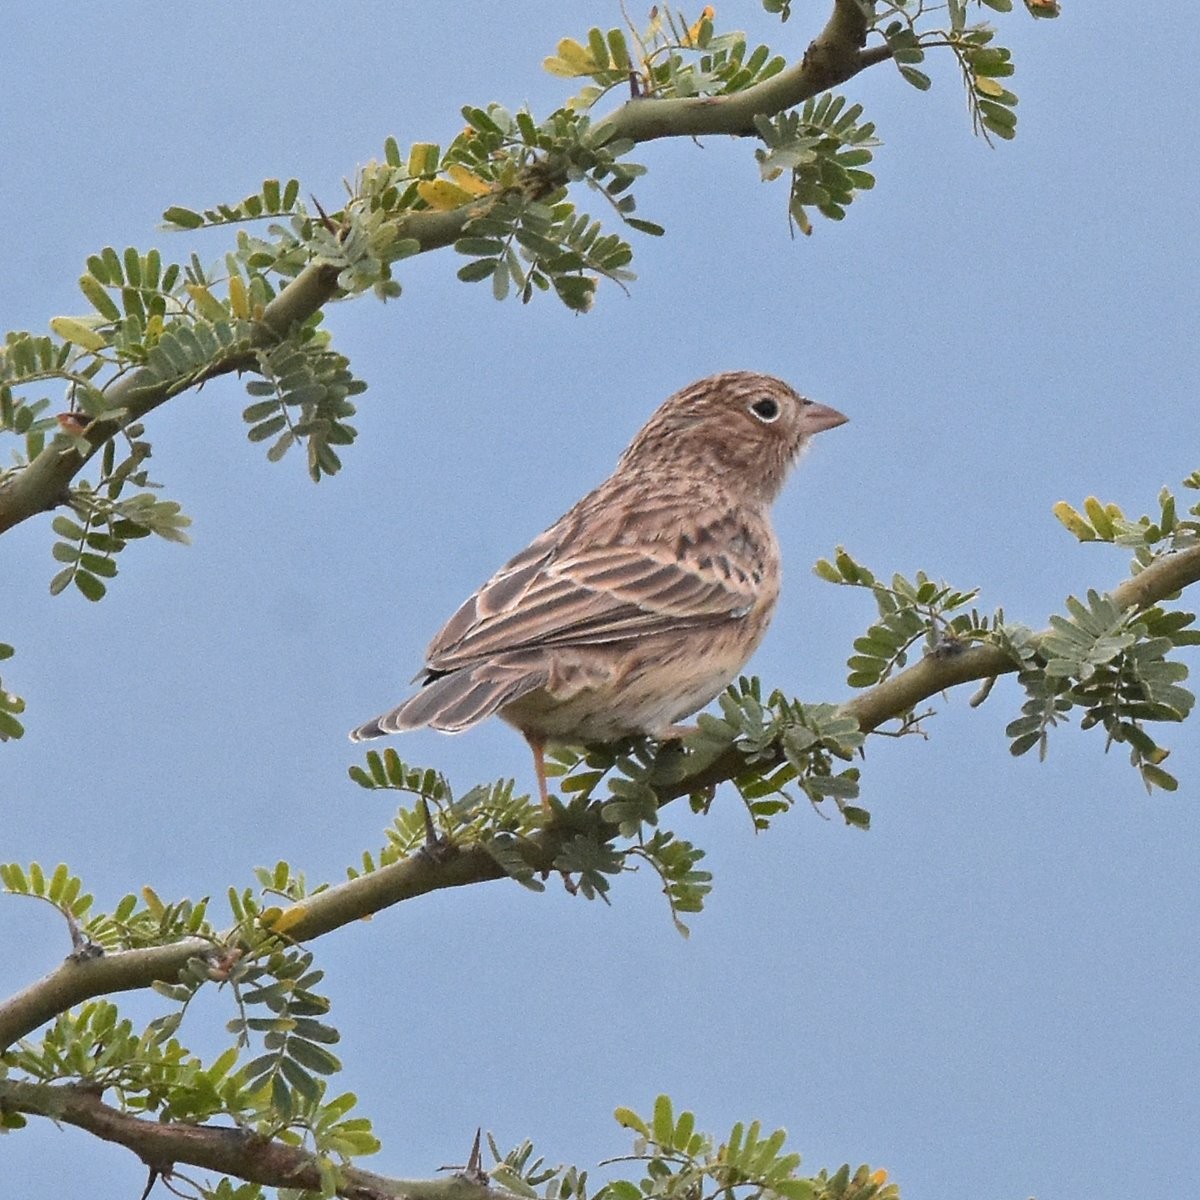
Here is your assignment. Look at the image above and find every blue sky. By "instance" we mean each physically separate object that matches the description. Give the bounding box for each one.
[3,4,1198,1197]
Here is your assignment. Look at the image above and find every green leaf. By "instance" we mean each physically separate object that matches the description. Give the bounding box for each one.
[454,237,506,256]
[243,400,282,423]
[74,570,107,602]
[899,66,932,90]
[49,567,75,596]
[457,258,497,283]
[78,553,118,578]
[288,1038,341,1075]
[79,274,121,322]
[840,805,871,830]
[652,1094,674,1147]
[1141,763,1178,792]
[248,415,288,442]
[51,511,86,540]
[773,1181,817,1200]
[162,205,205,229]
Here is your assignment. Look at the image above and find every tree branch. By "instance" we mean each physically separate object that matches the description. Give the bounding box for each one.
[0,1077,501,1200]
[594,0,879,141]
[0,0,889,536]
[656,542,1200,801]
[0,843,507,1051]
[4,544,1197,1051]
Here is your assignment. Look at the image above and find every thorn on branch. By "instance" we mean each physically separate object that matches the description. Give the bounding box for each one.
[415,799,456,864]
[440,1127,489,1186]
[465,1127,485,1183]
[65,910,104,964]
[311,194,341,237]
[138,1166,160,1200]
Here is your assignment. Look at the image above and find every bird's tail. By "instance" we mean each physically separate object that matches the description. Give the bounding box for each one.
[348,663,547,742]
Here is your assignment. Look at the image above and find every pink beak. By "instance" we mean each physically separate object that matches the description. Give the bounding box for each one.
[803,400,849,434]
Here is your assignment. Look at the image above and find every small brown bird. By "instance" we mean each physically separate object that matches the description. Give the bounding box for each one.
[350,371,847,804]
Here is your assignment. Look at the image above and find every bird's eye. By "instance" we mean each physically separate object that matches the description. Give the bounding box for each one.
[749,397,781,423]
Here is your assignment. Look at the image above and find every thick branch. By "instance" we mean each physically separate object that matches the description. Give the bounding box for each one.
[0,1,887,536]
[847,540,1200,731]
[595,0,881,141]
[3,544,1197,1051]
[0,1077,499,1200]
[656,542,1200,801]
[0,843,506,1051]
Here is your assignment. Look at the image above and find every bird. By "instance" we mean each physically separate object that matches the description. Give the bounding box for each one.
[350,370,847,806]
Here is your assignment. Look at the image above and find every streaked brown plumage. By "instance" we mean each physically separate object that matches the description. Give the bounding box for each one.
[350,371,847,804]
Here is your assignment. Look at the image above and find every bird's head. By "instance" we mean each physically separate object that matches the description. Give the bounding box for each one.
[616,370,847,504]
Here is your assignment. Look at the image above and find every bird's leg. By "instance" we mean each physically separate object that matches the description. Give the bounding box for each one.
[523,734,579,894]
[524,732,551,809]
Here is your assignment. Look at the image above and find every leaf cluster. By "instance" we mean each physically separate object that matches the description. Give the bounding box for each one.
[874,0,1033,140]
[1054,483,1200,564]
[811,482,1199,794]
[608,1094,898,1200]
[443,104,660,310]
[687,679,869,827]
[243,339,365,479]
[813,548,985,688]
[1003,482,1200,789]
[1,860,380,1186]
[1006,592,1196,791]
[162,178,304,233]
[755,96,878,235]
[546,12,786,111]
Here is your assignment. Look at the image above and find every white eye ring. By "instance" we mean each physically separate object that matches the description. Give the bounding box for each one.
[749,397,781,422]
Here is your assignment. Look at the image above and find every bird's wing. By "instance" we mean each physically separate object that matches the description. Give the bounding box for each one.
[423,528,763,672]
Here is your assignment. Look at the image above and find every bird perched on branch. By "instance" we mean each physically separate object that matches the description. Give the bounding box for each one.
[350,370,847,806]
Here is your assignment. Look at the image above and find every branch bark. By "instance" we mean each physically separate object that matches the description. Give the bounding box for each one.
[0,3,889,536]
[3,542,1197,1052]
[0,1077,500,1200]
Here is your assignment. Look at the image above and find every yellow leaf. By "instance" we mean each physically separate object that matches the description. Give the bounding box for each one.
[684,5,715,46]
[445,164,492,197]
[416,178,475,211]
[1082,495,1117,540]
[267,903,309,934]
[228,274,249,319]
[49,316,107,352]
[1052,500,1097,541]
[144,313,164,346]
[185,283,228,321]
[542,56,579,78]
[407,142,439,178]
[974,75,1006,98]
[554,37,596,73]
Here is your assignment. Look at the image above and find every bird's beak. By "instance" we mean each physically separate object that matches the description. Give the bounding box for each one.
[803,401,849,433]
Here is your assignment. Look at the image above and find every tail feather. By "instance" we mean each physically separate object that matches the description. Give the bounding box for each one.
[349,663,547,742]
